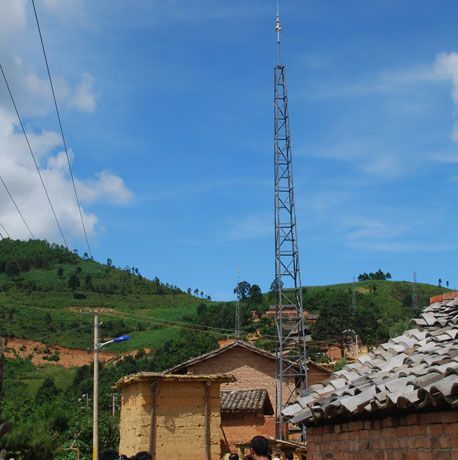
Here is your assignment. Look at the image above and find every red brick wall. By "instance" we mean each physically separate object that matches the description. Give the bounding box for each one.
[307,411,458,460]
[188,347,295,408]
[220,413,276,453]
[308,365,331,386]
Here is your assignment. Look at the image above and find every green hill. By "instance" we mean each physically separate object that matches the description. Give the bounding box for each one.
[0,239,450,352]
[0,239,208,351]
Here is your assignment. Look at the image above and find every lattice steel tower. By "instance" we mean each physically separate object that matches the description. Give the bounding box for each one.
[235,268,241,338]
[273,0,308,441]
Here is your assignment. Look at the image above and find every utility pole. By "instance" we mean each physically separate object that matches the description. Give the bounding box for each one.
[92,316,129,460]
[235,268,241,339]
[112,393,116,416]
[273,0,308,441]
[93,311,99,460]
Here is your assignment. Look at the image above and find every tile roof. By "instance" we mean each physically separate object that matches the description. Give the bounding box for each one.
[283,296,458,425]
[220,388,273,413]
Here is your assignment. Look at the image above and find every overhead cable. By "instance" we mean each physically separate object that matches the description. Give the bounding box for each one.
[0,222,10,239]
[31,0,92,258]
[0,175,35,239]
[0,64,68,248]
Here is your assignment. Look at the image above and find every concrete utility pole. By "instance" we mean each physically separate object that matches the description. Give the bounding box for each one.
[93,311,99,460]
[92,313,129,460]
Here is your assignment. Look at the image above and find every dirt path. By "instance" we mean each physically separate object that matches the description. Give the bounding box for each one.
[4,337,138,368]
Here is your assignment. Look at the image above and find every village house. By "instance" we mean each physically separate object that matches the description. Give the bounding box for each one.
[264,305,318,325]
[283,293,458,460]
[167,339,331,451]
[115,372,235,459]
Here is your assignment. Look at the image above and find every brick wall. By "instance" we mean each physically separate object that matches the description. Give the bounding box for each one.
[221,413,276,453]
[307,410,458,460]
[308,364,331,386]
[188,347,295,408]
[119,380,222,459]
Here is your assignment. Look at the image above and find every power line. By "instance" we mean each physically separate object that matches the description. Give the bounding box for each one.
[0,175,35,239]
[0,64,68,248]
[0,222,10,239]
[31,0,92,258]
[112,309,240,336]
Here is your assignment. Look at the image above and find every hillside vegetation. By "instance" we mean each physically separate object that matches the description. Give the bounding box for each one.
[0,239,207,351]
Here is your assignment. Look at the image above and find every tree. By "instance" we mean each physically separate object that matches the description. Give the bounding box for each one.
[270,277,283,293]
[438,278,443,287]
[5,261,20,279]
[249,284,263,304]
[358,270,391,281]
[35,377,61,405]
[187,288,192,295]
[193,288,199,296]
[84,274,93,290]
[234,281,251,300]
[106,258,112,267]
[446,280,449,288]
[196,303,207,317]
[68,273,80,290]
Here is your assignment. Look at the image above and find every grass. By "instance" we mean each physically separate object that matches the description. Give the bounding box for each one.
[4,358,76,397]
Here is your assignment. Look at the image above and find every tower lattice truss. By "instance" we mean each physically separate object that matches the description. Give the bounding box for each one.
[274,63,308,440]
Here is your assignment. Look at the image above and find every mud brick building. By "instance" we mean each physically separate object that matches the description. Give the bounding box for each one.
[115,372,234,459]
[168,339,331,451]
[219,388,275,452]
[284,293,458,460]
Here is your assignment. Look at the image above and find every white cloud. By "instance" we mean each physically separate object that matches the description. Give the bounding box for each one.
[5,58,99,116]
[40,0,88,24]
[226,214,271,240]
[0,109,132,243]
[434,52,458,143]
[69,73,98,113]
[0,0,124,246]
[0,1,27,43]
[76,171,133,205]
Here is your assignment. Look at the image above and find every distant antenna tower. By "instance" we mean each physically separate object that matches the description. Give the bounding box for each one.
[273,0,308,441]
[235,268,241,338]
[412,264,418,310]
[352,276,357,312]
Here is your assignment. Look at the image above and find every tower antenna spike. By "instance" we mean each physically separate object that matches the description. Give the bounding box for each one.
[275,0,282,65]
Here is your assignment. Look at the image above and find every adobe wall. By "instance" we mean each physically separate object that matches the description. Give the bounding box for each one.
[118,380,221,459]
[188,347,295,406]
[221,414,276,453]
[307,410,458,460]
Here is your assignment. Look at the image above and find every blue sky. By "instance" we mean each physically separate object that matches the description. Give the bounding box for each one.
[2,1,458,299]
